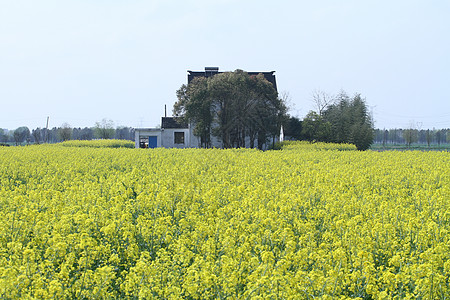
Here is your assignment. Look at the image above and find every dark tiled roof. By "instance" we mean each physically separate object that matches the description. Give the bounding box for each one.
[161,117,188,129]
[187,67,277,91]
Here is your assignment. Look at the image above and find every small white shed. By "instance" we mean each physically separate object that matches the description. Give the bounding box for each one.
[135,117,199,149]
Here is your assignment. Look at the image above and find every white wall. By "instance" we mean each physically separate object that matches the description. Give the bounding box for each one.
[161,128,190,148]
[135,124,278,149]
[135,128,162,148]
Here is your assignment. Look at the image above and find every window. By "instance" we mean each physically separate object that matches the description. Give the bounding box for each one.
[174,132,185,144]
[139,137,148,148]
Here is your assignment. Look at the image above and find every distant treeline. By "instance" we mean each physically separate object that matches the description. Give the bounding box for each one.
[2,124,448,148]
[0,124,134,146]
[373,128,449,145]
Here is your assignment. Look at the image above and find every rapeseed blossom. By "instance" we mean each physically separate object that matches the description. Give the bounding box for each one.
[0,142,448,298]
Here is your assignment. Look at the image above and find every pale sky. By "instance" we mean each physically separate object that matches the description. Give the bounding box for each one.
[1,0,449,130]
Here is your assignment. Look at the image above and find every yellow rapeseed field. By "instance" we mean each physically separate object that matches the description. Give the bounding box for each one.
[0,141,449,299]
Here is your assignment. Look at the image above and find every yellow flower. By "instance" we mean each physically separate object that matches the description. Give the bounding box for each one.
[0,142,448,298]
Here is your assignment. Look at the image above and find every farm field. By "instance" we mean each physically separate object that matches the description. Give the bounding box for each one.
[0,141,449,299]
[370,143,450,152]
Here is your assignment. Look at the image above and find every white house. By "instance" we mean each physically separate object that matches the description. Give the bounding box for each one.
[135,67,282,149]
[135,117,200,149]
[135,116,283,149]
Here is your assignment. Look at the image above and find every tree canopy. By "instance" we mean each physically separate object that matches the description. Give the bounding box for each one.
[302,90,374,150]
[12,127,30,145]
[174,70,286,149]
[94,119,115,139]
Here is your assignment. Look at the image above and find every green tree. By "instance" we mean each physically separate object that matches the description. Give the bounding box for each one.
[283,116,303,140]
[403,123,418,147]
[301,111,332,142]
[13,127,30,145]
[174,70,285,149]
[303,90,374,150]
[174,78,213,148]
[32,128,42,144]
[426,129,432,147]
[347,94,374,150]
[323,91,374,150]
[94,119,115,139]
[58,123,72,141]
[323,91,352,143]
[0,129,6,144]
[251,73,287,149]
[436,129,443,145]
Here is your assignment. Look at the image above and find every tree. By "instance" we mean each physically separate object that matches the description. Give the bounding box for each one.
[13,127,30,145]
[347,94,375,150]
[94,119,115,139]
[312,89,334,116]
[58,123,72,141]
[174,78,213,148]
[322,90,352,144]
[436,129,443,145]
[32,128,42,144]
[74,127,94,140]
[115,126,134,140]
[426,129,432,147]
[48,127,59,143]
[403,122,418,147]
[403,128,418,147]
[174,70,286,149]
[0,129,6,144]
[303,90,374,150]
[302,111,332,142]
[283,116,303,140]
[383,129,389,147]
[321,91,374,150]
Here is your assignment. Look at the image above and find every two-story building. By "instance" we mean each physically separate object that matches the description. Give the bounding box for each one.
[135,67,279,149]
